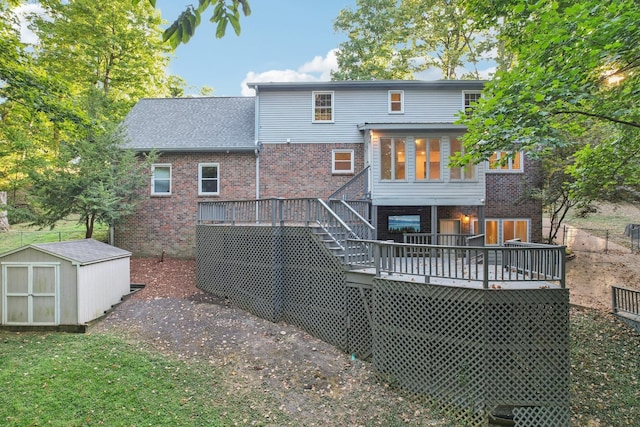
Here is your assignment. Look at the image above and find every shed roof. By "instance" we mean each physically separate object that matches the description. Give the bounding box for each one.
[123,96,256,152]
[23,239,132,265]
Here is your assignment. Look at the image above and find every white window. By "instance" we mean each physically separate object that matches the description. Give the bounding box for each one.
[151,164,171,195]
[485,219,530,245]
[199,163,220,195]
[313,91,334,122]
[449,138,475,181]
[380,137,406,180]
[332,149,354,174]
[463,91,482,116]
[488,151,523,172]
[415,137,441,180]
[388,90,404,113]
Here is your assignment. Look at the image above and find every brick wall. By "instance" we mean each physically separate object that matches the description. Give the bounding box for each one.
[485,156,543,242]
[115,152,256,258]
[259,143,365,199]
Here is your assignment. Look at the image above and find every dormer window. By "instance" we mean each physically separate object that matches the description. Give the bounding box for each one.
[389,90,404,113]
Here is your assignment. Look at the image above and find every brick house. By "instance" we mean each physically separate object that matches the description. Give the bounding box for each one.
[116,80,542,257]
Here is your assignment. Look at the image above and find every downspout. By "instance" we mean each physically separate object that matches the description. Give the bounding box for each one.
[254,86,261,201]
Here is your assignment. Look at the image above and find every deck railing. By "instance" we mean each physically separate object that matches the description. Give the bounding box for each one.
[328,199,374,240]
[347,239,566,289]
[403,232,473,246]
[328,166,370,201]
[612,286,640,318]
[198,198,361,254]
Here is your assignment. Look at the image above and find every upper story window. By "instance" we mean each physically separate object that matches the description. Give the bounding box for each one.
[151,164,171,195]
[463,91,482,116]
[199,163,220,195]
[488,151,523,172]
[449,138,475,181]
[388,90,404,113]
[313,91,334,122]
[380,137,406,180]
[332,149,354,174]
[415,137,441,181]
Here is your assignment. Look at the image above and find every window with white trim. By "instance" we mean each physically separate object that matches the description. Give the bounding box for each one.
[449,137,475,181]
[151,164,171,195]
[388,90,404,113]
[415,137,441,180]
[332,149,354,174]
[485,219,529,245]
[488,151,523,172]
[313,91,334,122]
[463,91,482,116]
[198,163,220,195]
[380,137,406,180]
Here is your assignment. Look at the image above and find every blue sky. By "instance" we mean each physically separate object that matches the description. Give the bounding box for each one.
[156,0,358,97]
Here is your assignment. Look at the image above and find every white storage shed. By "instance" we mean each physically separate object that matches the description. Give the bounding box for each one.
[0,239,131,329]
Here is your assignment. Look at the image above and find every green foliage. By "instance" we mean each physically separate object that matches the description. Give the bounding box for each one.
[332,0,494,80]
[29,123,157,238]
[134,0,251,48]
[458,0,640,202]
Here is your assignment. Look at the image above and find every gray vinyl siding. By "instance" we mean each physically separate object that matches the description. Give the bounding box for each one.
[370,134,486,206]
[256,87,467,144]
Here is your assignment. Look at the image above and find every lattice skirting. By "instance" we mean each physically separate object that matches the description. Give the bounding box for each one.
[196,225,570,426]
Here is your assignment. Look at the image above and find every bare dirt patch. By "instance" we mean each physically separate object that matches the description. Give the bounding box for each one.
[92,258,440,426]
[90,234,639,425]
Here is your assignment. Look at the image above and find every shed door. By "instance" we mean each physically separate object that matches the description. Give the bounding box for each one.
[3,264,59,325]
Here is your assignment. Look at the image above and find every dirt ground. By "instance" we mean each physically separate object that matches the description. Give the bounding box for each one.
[90,241,639,425]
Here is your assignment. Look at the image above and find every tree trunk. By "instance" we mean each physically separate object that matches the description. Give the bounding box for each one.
[0,192,10,232]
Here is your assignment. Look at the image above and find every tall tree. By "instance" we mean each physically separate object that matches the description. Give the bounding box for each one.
[458,0,640,202]
[32,0,171,122]
[29,113,157,238]
[333,0,494,80]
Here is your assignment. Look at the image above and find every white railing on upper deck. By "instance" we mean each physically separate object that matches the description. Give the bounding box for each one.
[346,239,566,289]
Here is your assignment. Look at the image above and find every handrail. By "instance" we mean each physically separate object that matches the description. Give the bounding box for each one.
[328,166,370,200]
[198,198,363,258]
[347,239,566,289]
[328,199,374,240]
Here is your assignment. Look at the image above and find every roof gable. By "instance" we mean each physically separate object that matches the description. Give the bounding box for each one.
[123,97,256,152]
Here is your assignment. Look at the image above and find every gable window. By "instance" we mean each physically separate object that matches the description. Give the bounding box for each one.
[313,91,334,122]
[151,164,171,195]
[332,149,354,174]
[415,137,441,180]
[485,219,529,245]
[388,90,404,113]
[380,137,406,180]
[488,151,523,172]
[463,91,482,116]
[199,163,220,195]
[449,138,475,181]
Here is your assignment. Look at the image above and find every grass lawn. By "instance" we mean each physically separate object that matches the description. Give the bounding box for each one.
[0,307,638,426]
[0,217,108,254]
[0,332,273,427]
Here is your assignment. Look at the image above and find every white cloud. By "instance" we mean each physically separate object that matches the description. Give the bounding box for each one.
[13,4,47,45]
[240,49,339,96]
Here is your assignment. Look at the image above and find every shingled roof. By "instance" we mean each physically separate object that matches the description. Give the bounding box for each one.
[29,239,131,265]
[123,97,256,152]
